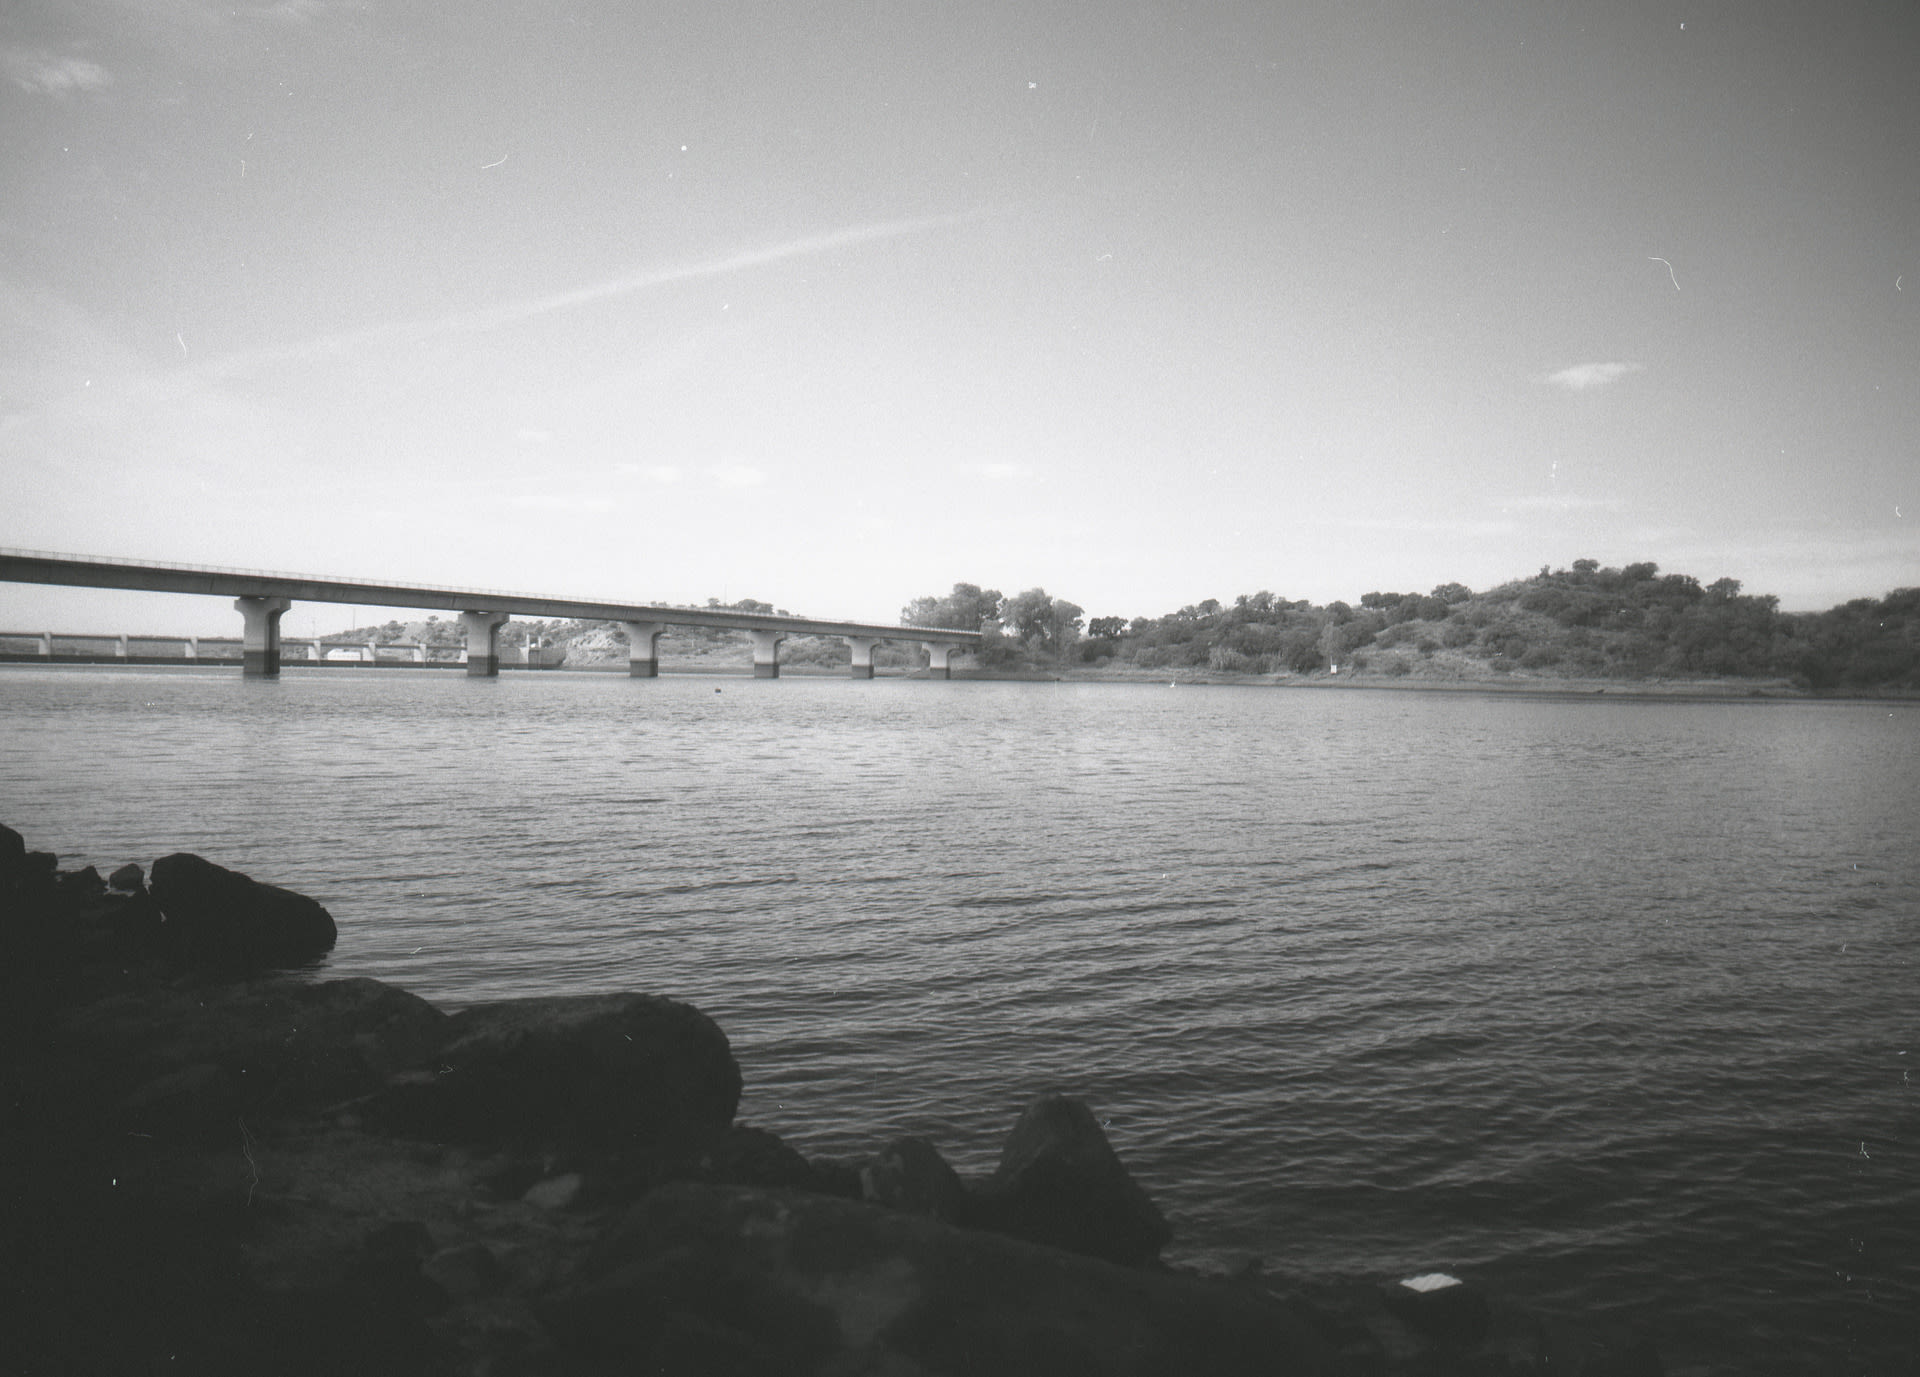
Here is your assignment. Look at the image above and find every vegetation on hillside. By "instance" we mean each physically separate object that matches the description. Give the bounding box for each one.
[315,563,1916,690]
[901,563,1920,691]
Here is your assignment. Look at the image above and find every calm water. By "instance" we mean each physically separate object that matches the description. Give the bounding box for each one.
[3,667,1916,1373]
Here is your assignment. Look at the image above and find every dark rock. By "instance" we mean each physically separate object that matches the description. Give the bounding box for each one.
[423,1242,502,1299]
[369,992,741,1158]
[697,1123,823,1192]
[806,1154,866,1201]
[365,1219,436,1265]
[862,1135,968,1222]
[522,1173,585,1209]
[971,1092,1171,1267]
[0,821,23,874]
[56,864,106,900]
[121,1061,242,1139]
[149,852,337,972]
[539,1182,1332,1377]
[1381,1272,1491,1349]
[76,976,451,1131]
[109,861,145,892]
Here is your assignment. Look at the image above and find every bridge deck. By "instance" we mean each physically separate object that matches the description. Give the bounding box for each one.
[0,550,980,644]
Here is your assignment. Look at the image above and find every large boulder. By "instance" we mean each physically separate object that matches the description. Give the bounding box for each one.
[862,1135,968,1223]
[0,822,59,912]
[539,1182,1333,1376]
[971,1092,1172,1267]
[370,993,741,1159]
[95,977,453,1133]
[149,853,337,972]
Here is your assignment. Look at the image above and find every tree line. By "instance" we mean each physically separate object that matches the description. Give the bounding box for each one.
[900,564,1920,690]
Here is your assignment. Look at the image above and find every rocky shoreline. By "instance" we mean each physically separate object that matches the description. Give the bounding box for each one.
[2,826,1665,1376]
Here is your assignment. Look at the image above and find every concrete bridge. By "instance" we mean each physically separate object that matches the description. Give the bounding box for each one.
[0,549,981,680]
[0,632,552,667]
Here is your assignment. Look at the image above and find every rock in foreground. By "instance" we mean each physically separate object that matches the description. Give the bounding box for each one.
[542,1181,1333,1376]
[150,851,337,971]
[973,1090,1172,1266]
[370,992,742,1160]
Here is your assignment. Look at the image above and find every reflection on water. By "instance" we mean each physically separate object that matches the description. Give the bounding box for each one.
[3,667,1916,1372]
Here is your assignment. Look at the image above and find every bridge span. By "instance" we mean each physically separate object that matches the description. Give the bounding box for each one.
[0,549,981,680]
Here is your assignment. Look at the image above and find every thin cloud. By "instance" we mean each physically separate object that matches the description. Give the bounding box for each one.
[1498,495,1627,513]
[201,210,994,380]
[510,493,613,514]
[1319,515,1518,538]
[707,464,766,489]
[1542,362,1643,391]
[616,463,683,485]
[2,47,112,95]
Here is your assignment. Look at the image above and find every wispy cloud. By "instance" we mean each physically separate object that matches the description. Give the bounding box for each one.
[201,210,993,381]
[2,46,111,95]
[1542,362,1643,391]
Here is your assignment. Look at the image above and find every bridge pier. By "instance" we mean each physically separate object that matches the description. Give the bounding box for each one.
[461,611,511,677]
[749,629,786,679]
[844,636,878,679]
[923,642,961,680]
[235,596,293,677]
[620,621,665,677]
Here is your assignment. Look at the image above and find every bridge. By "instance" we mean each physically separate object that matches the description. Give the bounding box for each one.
[0,549,981,680]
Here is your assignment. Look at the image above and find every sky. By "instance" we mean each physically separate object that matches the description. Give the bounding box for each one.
[3,0,1916,638]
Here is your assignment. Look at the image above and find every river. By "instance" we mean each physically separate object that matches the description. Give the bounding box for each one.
[2,666,1915,1373]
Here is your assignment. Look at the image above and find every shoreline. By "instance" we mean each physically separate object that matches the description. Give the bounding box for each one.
[3,829,1668,1375]
[6,655,1915,702]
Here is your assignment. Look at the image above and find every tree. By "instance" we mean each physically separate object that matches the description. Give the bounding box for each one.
[903,583,1003,631]
[1000,588,1083,657]
[1088,616,1128,640]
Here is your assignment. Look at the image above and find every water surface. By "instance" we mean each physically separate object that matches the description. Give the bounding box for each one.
[3,667,1915,1372]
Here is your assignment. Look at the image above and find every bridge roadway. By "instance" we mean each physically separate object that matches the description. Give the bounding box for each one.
[0,549,981,680]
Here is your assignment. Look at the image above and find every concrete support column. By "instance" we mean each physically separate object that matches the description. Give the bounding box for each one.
[184,637,197,660]
[234,596,292,678]
[749,629,786,679]
[115,634,129,659]
[411,643,426,663]
[923,642,959,680]
[39,632,53,658]
[845,636,878,680]
[620,621,665,678]
[460,611,511,677]
[363,641,378,662]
